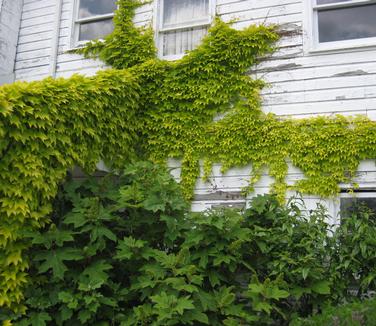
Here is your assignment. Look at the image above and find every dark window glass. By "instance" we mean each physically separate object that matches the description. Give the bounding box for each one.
[340,197,376,217]
[317,0,352,4]
[79,19,114,41]
[318,4,376,42]
[79,0,117,19]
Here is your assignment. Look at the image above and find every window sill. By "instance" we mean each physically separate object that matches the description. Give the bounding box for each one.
[65,39,106,54]
[307,37,376,55]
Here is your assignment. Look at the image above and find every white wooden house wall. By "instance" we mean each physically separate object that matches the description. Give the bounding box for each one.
[0,0,23,83]
[10,0,376,219]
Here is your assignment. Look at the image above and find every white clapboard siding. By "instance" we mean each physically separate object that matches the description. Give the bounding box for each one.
[14,0,55,81]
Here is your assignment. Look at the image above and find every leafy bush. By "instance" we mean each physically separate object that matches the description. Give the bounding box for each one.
[290,297,376,326]
[331,203,376,301]
[3,163,376,325]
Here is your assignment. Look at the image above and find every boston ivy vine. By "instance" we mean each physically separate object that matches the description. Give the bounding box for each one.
[1,0,376,313]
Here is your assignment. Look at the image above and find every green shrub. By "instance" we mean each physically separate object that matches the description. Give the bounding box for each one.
[290,297,376,326]
[3,162,376,325]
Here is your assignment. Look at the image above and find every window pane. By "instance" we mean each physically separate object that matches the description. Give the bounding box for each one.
[163,26,208,56]
[318,4,376,42]
[340,197,376,217]
[317,0,352,4]
[163,0,209,29]
[79,0,117,19]
[79,18,114,41]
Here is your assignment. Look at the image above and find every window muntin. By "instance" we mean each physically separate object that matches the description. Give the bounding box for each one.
[309,0,376,51]
[74,0,116,44]
[159,0,213,58]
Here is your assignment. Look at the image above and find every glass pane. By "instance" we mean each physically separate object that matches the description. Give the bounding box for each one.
[317,0,352,4]
[163,0,209,28]
[79,18,114,41]
[318,4,376,42]
[340,197,376,217]
[163,26,208,56]
[79,0,117,19]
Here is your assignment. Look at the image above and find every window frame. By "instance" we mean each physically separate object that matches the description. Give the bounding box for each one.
[155,0,216,60]
[72,0,116,48]
[305,0,376,53]
[336,191,376,223]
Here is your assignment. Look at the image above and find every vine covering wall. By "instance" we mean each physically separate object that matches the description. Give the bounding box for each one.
[1,0,376,313]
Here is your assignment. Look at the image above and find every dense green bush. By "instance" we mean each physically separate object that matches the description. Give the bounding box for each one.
[291,297,376,326]
[2,162,376,325]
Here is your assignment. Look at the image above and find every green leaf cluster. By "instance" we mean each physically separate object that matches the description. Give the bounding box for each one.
[3,163,376,324]
[291,296,376,326]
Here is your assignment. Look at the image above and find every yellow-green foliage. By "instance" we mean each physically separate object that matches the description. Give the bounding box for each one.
[0,70,140,312]
[1,0,376,314]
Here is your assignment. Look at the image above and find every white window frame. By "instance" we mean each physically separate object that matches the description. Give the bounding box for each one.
[71,0,116,48]
[155,0,216,60]
[305,0,376,53]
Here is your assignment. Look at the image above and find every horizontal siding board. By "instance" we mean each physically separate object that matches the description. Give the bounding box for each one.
[256,61,376,84]
[17,39,52,53]
[263,98,376,116]
[15,65,50,79]
[263,85,376,106]
[263,74,376,95]
[230,13,302,29]
[16,48,51,61]
[18,30,53,44]
[257,49,376,72]
[217,0,299,6]
[220,3,302,21]
[22,0,55,12]
[21,14,55,28]
[15,56,50,70]
[217,0,301,13]
[19,22,54,36]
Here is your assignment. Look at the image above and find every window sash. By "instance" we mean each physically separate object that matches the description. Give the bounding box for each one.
[159,0,212,32]
[313,0,375,10]
[308,0,376,50]
[339,192,376,218]
[73,0,116,46]
[158,0,214,58]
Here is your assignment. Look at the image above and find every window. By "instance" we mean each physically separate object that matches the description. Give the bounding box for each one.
[339,192,376,219]
[157,0,214,59]
[307,0,376,51]
[73,0,117,45]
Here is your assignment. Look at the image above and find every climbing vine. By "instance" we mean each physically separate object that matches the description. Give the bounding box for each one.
[1,0,376,313]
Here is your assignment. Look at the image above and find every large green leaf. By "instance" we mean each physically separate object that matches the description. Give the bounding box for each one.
[36,248,83,279]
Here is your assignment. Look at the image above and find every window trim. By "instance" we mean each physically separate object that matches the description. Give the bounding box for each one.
[155,0,216,60]
[335,190,376,223]
[304,0,376,54]
[71,0,116,48]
